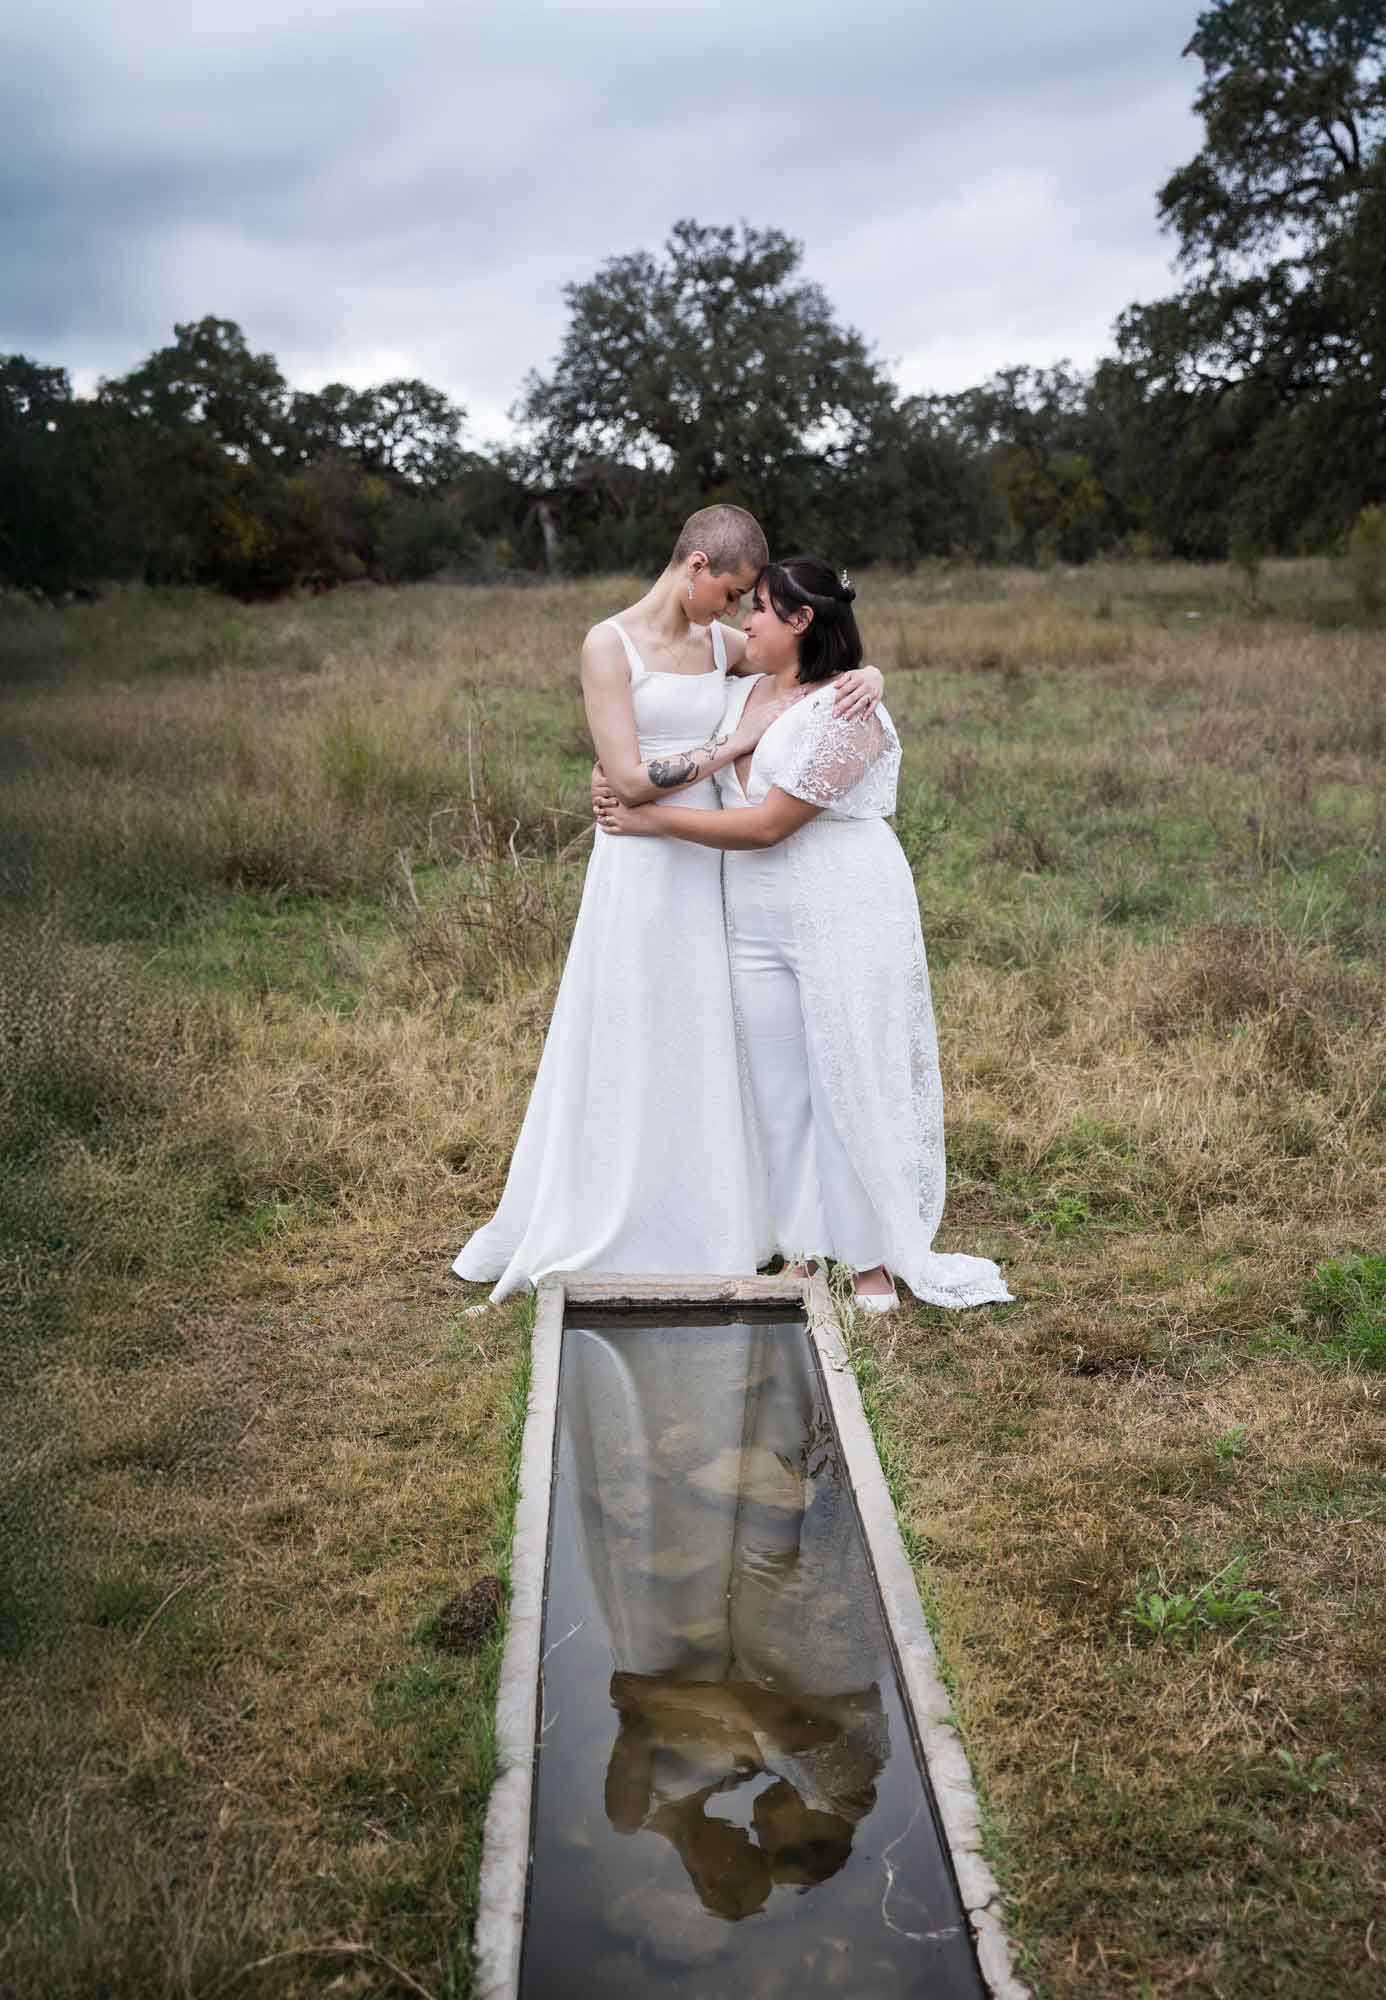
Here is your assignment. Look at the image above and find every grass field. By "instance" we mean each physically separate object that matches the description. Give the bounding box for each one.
[2,559,1383,1997]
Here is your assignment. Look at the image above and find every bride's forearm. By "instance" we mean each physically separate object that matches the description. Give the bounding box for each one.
[638,796,819,850]
[636,804,766,849]
[645,731,741,795]
[610,731,743,804]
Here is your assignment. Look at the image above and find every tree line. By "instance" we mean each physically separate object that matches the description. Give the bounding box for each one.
[3,0,1383,598]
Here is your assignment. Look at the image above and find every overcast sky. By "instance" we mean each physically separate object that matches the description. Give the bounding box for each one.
[3,1,1205,444]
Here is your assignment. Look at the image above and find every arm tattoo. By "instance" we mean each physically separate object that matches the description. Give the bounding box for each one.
[649,752,698,789]
[646,734,727,790]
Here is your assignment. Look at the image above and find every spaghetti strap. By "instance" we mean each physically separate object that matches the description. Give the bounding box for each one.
[710,620,727,673]
[604,619,646,683]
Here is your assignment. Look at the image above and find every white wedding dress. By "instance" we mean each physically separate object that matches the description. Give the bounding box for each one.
[716,676,1012,1310]
[453,620,768,1301]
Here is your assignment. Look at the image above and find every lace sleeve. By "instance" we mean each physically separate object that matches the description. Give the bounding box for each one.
[775,703,889,808]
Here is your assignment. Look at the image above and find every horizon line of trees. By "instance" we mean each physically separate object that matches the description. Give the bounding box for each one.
[3,1,1383,601]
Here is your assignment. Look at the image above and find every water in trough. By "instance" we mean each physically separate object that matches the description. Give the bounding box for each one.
[517,1313,985,1998]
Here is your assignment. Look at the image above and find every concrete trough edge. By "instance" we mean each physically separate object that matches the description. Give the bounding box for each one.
[804,1270,1030,2000]
[472,1271,1029,2000]
[559,1272,805,1307]
[472,1277,565,2000]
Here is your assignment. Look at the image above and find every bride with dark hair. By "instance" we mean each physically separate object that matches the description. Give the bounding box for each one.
[598,555,1010,1314]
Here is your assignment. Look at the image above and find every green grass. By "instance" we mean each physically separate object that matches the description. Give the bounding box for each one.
[143,888,395,1009]
[1305,1255,1386,1366]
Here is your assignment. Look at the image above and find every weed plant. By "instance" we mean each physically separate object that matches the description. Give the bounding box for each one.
[1304,1254,1386,1365]
[1120,1558,1277,1641]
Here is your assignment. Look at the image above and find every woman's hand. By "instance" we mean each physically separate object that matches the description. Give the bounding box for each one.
[596,797,659,837]
[592,769,620,818]
[730,702,779,758]
[833,663,883,721]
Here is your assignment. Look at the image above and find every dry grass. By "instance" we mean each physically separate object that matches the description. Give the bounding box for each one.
[848,1258,1386,1996]
[2,557,1383,1995]
[3,1251,529,1998]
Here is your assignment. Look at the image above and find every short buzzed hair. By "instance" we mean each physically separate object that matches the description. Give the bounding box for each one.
[669,504,768,576]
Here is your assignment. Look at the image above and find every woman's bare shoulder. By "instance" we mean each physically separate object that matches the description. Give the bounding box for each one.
[580,619,628,663]
[581,615,625,648]
[580,622,634,699]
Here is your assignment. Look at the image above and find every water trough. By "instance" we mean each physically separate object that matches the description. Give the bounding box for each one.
[473,1273,1026,1999]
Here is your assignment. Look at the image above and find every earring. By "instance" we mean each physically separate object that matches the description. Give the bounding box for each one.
[687,581,694,601]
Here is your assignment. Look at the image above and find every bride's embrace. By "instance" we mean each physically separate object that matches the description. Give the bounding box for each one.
[597,554,1010,1314]
[453,506,883,1300]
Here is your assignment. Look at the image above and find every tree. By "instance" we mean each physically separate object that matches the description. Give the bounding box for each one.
[1111,3,1386,552]
[518,220,898,557]
[1,359,78,591]
[288,378,470,490]
[1,357,69,430]
[0,359,150,592]
[99,316,291,462]
[932,366,1122,562]
[1160,0,1386,274]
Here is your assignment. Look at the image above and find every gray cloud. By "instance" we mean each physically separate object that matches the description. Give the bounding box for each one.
[2,1,1204,441]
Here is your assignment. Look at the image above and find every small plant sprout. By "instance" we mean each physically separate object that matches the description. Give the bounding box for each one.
[1214,1425,1248,1461]
[1120,1588,1203,1640]
[1028,1194,1091,1240]
[1271,1748,1339,1795]
[1120,1558,1276,1641]
[1197,1558,1275,1627]
[1305,1255,1386,1368]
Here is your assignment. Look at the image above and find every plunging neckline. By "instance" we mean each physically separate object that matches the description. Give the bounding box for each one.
[729,676,834,800]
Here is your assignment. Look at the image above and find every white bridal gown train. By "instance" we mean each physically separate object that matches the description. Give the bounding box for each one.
[453,619,768,1301]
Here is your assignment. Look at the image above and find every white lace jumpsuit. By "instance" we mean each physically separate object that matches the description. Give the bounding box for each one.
[716,677,1012,1309]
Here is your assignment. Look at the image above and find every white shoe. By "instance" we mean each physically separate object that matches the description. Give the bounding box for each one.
[854,1290,899,1315]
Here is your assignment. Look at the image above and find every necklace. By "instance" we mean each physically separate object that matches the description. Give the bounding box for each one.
[640,616,705,674]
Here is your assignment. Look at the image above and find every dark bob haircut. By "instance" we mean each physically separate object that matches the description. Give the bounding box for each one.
[758,554,863,684]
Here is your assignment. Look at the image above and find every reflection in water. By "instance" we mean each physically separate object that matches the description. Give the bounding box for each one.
[519,1319,983,1999]
[606,1672,879,1919]
[582,1324,887,1923]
